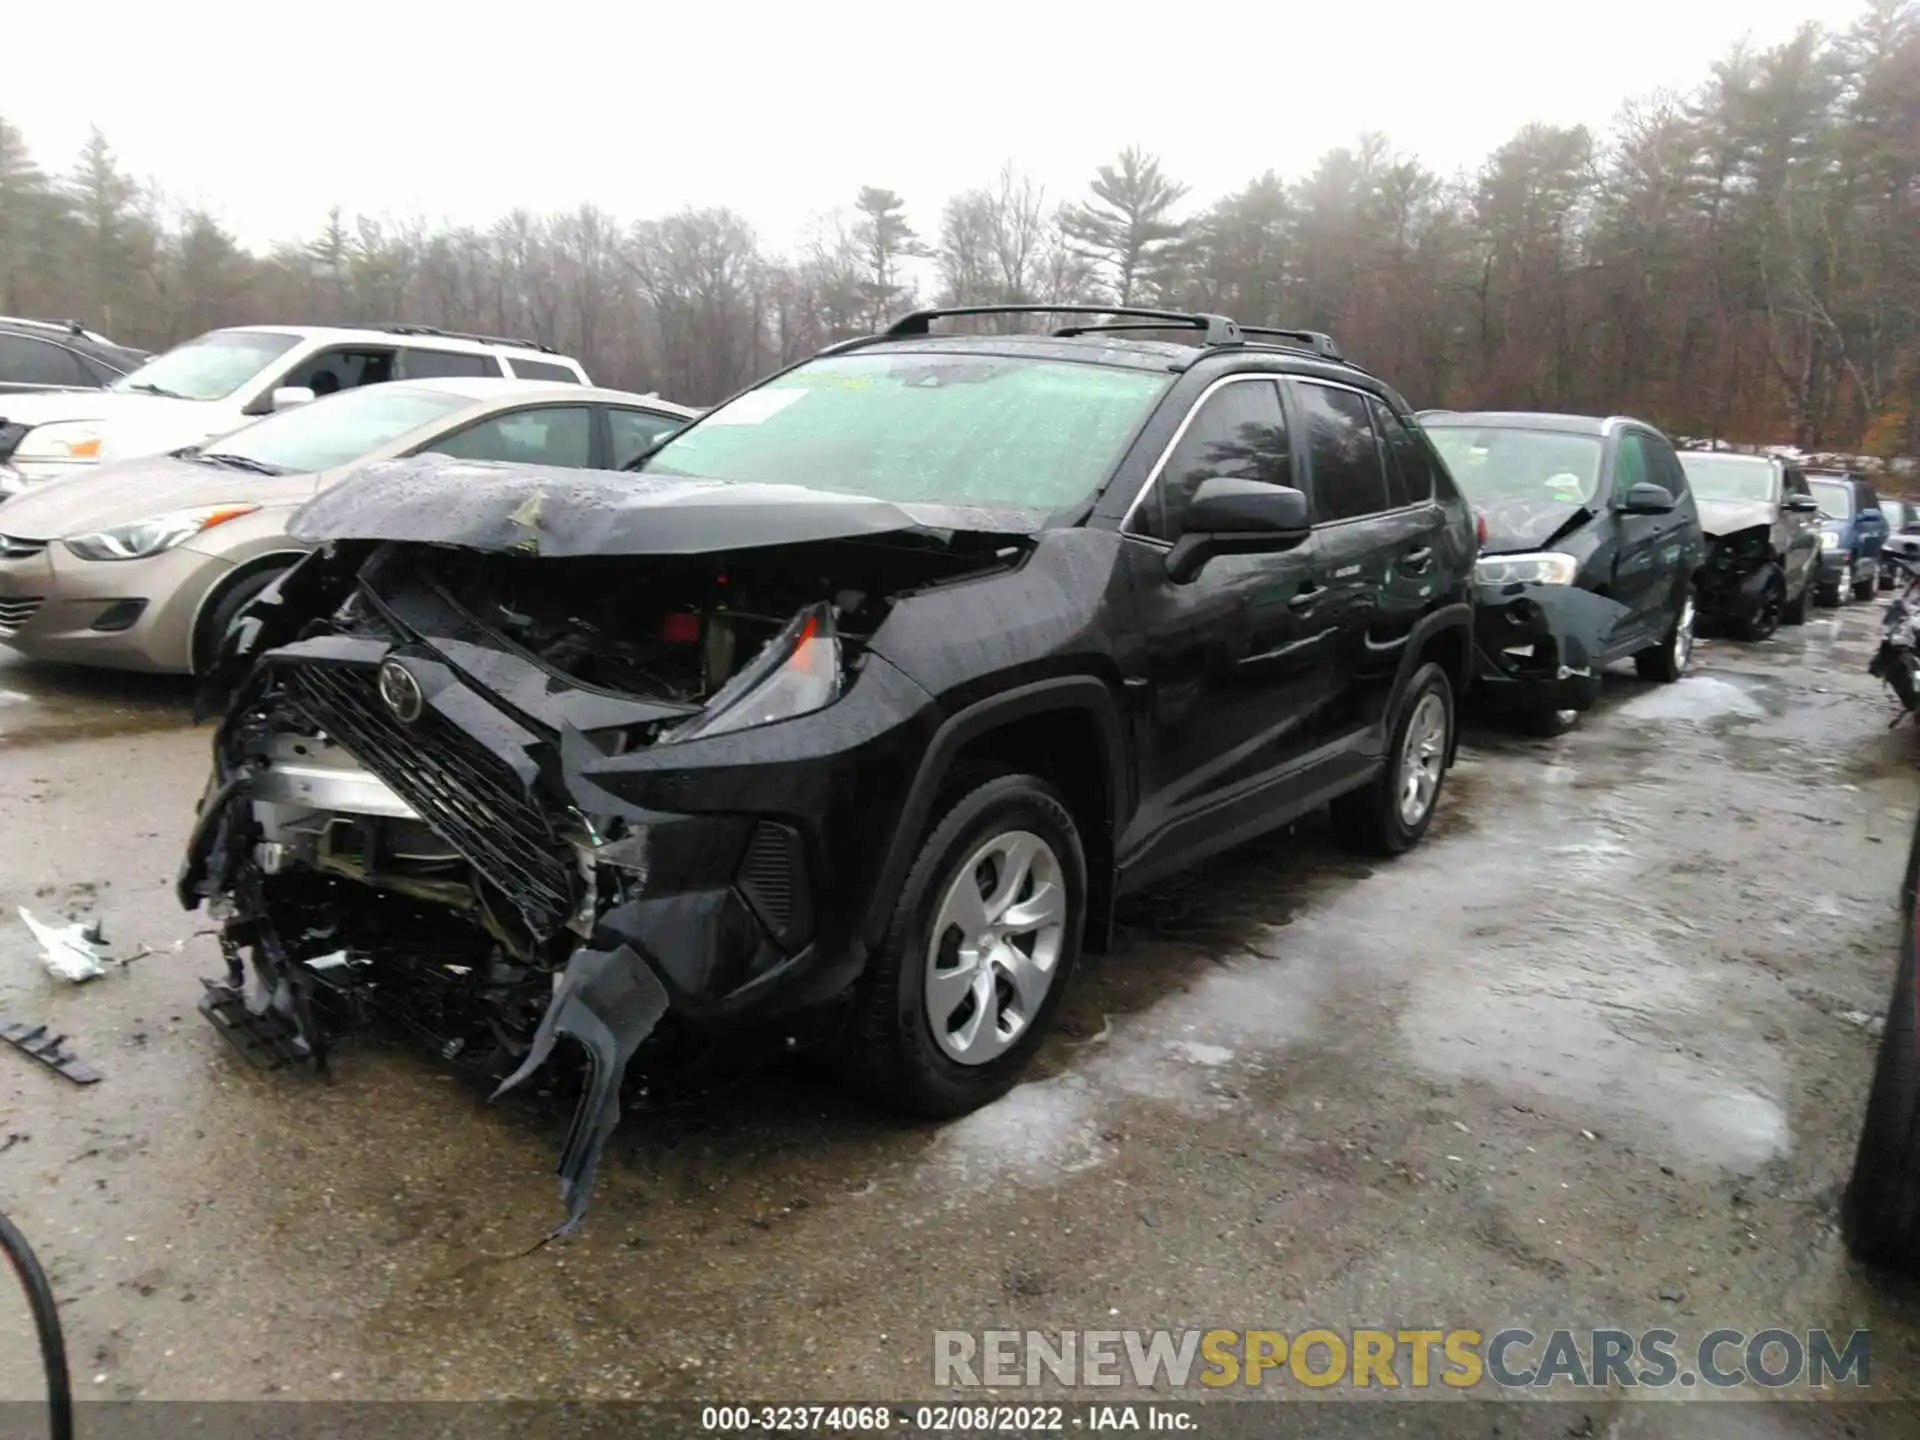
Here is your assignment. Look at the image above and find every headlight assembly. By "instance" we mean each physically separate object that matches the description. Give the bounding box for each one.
[663,601,843,743]
[13,422,104,463]
[63,505,258,562]
[1821,531,1844,552]
[1473,551,1579,587]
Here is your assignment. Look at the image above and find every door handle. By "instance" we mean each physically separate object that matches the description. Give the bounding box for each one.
[1288,584,1326,610]
[1401,546,1433,572]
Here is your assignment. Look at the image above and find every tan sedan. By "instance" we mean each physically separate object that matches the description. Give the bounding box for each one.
[0,377,695,673]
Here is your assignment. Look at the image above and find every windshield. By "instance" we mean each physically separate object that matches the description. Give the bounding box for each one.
[111,329,301,402]
[1808,478,1853,520]
[197,386,470,474]
[1677,454,1776,503]
[638,352,1172,509]
[1424,425,1604,508]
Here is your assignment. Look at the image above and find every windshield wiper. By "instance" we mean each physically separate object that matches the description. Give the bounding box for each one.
[122,381,189,399]
[196,452,287,476]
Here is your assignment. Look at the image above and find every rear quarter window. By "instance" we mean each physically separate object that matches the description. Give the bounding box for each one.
[508,358,581,383]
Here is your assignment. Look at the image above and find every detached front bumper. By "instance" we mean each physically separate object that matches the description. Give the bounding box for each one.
[1470,582,1627,713]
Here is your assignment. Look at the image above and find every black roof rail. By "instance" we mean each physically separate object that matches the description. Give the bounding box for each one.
[1238,326,1343,361]
[887,304,1244,347]
[363,322,560,355]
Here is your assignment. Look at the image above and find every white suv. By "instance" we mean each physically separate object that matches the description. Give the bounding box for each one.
[0,324,592,493]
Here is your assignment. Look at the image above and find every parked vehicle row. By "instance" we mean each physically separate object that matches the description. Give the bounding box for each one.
[0,323,591,495]
[0,303,1904,1238]
[0,377,695,672]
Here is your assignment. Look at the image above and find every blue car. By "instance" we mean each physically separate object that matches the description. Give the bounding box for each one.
[1808,470,1891,605]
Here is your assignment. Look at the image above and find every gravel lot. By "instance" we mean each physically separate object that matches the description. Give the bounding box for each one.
[2,609,1918,1434]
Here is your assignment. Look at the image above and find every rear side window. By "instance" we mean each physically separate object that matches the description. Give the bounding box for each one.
[509,358,580,383]
[1134,377,1290,542]
[400,348,497,379]
[1369,398,1434,508]
[1296,380,1389,523]
[608,408,687,468]
[0,335,88,387]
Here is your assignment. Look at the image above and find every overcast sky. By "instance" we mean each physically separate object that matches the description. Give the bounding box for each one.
[7,0,1863,256]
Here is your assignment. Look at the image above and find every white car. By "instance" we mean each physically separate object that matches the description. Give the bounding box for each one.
[0,324,592,494]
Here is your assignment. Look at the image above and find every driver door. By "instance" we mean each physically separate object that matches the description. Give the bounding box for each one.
[1116,376,1336,874]
[1608,429,1675,641]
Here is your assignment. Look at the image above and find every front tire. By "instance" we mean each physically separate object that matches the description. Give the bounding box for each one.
[192,565,290,676]
[1782,567,1812,625]
[1634,590,1695,682]
[1331,662,1453,855]
[844,771,1087,1118]
[1736,565,1786,642]
[1821,559,1853,608]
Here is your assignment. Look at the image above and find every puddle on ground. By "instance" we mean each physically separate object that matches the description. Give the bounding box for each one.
[1614,674,1767,725]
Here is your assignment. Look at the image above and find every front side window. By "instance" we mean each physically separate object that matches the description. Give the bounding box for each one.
[1613,432,1652,500]
[111,329,301,401]
[608,408,688,469]
[1131,379,1290,541]
[1677,454,1776,503]
[0,335,88,387]
[425,405,593,468]
[1297,381,1389,523]
[1426,424,1604,509]
[195,385,470,475]
[282,347,397,398]
[640,352,1172,511]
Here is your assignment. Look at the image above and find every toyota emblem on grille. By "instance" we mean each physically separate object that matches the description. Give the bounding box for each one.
[378,658,425,724]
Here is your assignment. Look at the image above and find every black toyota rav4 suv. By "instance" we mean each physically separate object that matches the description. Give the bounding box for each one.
[178,305,1477,1231]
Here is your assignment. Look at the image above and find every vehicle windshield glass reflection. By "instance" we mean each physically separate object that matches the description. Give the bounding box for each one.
[1424,426,1604,508]
[1678,455,1775,503]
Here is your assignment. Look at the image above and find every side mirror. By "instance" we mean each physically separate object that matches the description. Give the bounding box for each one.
[1621,482,1675,515]
[1786,494,1819,513]
[270,386,316,413]
[1165,477,1312,584]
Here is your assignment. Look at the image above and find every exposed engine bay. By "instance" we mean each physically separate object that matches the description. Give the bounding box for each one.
[179,524,1028,1233]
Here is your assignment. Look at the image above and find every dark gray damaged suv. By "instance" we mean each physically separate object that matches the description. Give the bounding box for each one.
[179,305,1480,1231]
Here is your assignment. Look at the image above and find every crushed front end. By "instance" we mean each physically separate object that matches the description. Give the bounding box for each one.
[1469,573,1627,716]
[1696,526,1776,628]
[175,522,1016,1232]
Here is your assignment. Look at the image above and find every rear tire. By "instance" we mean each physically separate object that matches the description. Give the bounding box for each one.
[842,770,1087,1119]
[1634,590,1695,683]
[1331,662,1453,856]
[1856,561,1880,602]
[192,566,289,676]
[1841,821,1920,1274]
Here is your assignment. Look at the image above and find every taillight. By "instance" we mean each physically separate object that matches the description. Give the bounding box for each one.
[1475,512,1488,546]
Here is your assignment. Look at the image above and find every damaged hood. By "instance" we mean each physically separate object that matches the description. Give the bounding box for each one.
[287,455,1051,556]
[1697,499,1774,539]
[1477,494,1590,554]
[0,451,319,538]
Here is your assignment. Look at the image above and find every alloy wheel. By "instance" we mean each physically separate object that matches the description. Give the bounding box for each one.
[925,830,1067,1066]
[1398,691,1449,827]
[1672,595,1695,672]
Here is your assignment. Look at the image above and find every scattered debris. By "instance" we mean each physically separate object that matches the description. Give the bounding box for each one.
[0,1019,103,1084]
[17,907,108,982]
